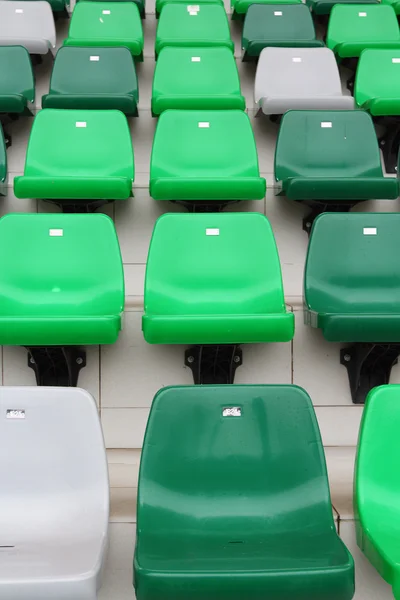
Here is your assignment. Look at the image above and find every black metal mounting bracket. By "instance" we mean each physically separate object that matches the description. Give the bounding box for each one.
[43,199,113,213]
[185,345,243,384]
[171,200,240,213]
[302,202,355,236]
[376,116,400,174]
[26,346,87,387]
[340,343,400,404]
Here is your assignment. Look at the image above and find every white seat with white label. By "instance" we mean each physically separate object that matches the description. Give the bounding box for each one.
[0,1,56,55]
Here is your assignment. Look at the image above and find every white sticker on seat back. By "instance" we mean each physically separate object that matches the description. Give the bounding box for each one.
[90,56,100,61]
[49,229,63,236]
[321,122,332,128]
[102,9,110,13]
[292,57,302,62]
[206,228,219,236]
[191,56,201,61]
[15,8,23,13]
[198,122,209,128]
[363,227,377,235]
[76,122,86,127]
[274,10,282,15]
[393,58,400,63]
[359,11,367,16]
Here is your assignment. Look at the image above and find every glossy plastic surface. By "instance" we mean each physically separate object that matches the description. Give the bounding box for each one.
[0,46,34,113]
[152,47,245,114]
[355,385,400,599]
[43,46,138,115]
[0,124,7,195]
[14,109,134,200]
[232,0,301,17]
[143,213,293,344]
[304,213,400,342]
[150,110,265,201]
[355,48,400,115]
[306,0,377,15]
[134,384,355,600]
[275,110,397,200]
[0,213,124,346]
[156,0,222,16]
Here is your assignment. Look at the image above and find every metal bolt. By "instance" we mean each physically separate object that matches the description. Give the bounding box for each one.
[381,140,386,146]
[29,357,35,364]
[343,354,351,362]
[187,355,194,364]
[306,222,311,229]
[234,355,241,363]
[76,357,83,365]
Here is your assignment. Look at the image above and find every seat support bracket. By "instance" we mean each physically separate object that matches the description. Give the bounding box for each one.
[26,346,86,387]
[375,116,400,174]
[171,200,240,213]
[340,343,400,404]
[185,345,243,384]
[44,199,113,213]
[302,201,355,235]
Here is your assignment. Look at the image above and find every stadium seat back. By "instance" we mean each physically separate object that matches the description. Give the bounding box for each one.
[0,45,34,113]
[0,1,56,56]
[355,48,400,115]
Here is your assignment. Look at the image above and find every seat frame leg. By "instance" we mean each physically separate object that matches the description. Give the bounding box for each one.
[376,116,400,174]
[340,343,400,404]
[185,345,243,384]
[26,346,86,386]
[302,201,355,236]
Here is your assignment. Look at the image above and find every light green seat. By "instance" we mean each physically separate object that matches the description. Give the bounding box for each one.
[355,385,400,600]
[0,213,124,346]
[327,4,400,59]
[14,109,134,201]
[64,2,144,59]
[156,0,222,17]
[155,3,233,56]
[150,110,265,203]
[382,0,400,15]
[143,213,294,344]
[307,0,377,16]
[42,46,138,115]
[355,48,400,115]
[134,384,354,600]
[232,0,301,20]
[0,46,34,114]
[304,212,400,342]
[152,47,245,114]
[77,0,145,18]
[275,110,398,201]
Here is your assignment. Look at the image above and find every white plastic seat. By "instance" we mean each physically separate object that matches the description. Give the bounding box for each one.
[0,1,56,56]
[0,387,109,600]
[255,47,354,114]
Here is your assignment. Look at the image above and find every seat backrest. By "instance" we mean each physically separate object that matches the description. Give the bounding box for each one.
[275,110,383,180]
[327,4,400,47]
[0,1,56,47]
[305,213,400,314]
[145,213,286,316]
[137,385,335,544]
[23,109,134,180]
[0,45,34,98]
[0,213,124,315]
[0,386,108,539]
[244,3,316,42]
[68,1,142,40]
[355,48,400,110]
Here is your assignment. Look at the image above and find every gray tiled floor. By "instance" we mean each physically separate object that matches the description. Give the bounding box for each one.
[4,2,399,598]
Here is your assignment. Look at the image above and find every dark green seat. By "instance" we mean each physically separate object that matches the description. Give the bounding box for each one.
[242,4,323,59]
[305,212,400,342]
[0,124,7,196]
[42,46,138,116]
[0,213,124,346]
[0,46,34,114]
[327,4,400,59]
[134,384,355,600]
[152,47,245,114]
[76,0,145,18]
[307,0,377,16]
[275,110,397,204]
[232,0,301,19]
[155,3,233,56]
[143,213,293,344]
[355,385,400,599]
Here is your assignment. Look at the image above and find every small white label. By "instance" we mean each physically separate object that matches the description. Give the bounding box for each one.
[189,11,197,15]
[198,122,209,128]
[187,4,199,9]
[49,229,63,237]
[359,11,367,16]
[393,58,400,63]
[6,410,25,419]
[363,227,377,235]
[90,55,100,61]
[206,228,219,236]
[191,56,201,62]
[15,8,23,13]
[102,9,110,13]
[223,407,242,417]
[274,10,282,15]
[76,121,86,127]
[292,57,302,62]
[321,122,332,128]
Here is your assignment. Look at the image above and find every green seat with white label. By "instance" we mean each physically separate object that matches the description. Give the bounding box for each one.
[0,46,34,115]
[156,0,222,17]
[76,0,145,18]
[231,0,301,20]
[355,49,400,115]
[307,0,377,16]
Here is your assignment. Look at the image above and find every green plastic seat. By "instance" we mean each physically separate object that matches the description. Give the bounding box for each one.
[0,46,34,114]
[307,0,377,16]
[156,0,222,17]
[304,212,400,342]
[150,110,265,202]
[77,0,145,18]
[355,384,400,600]
[382,0,400,15]
[231,0,301,19]
[0,213,124,346]
[42,46,138,115]
[152,47,245,114]
[143,213,293,344]
[64,2,144,60]
[155,3,233,56]
[327,4,400,59]
[14,109,134,201]
[242,4,323,59]
[0,125,7,196]
[355,48,400,115]
[275,110,398,202]
[134,384,355,600]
